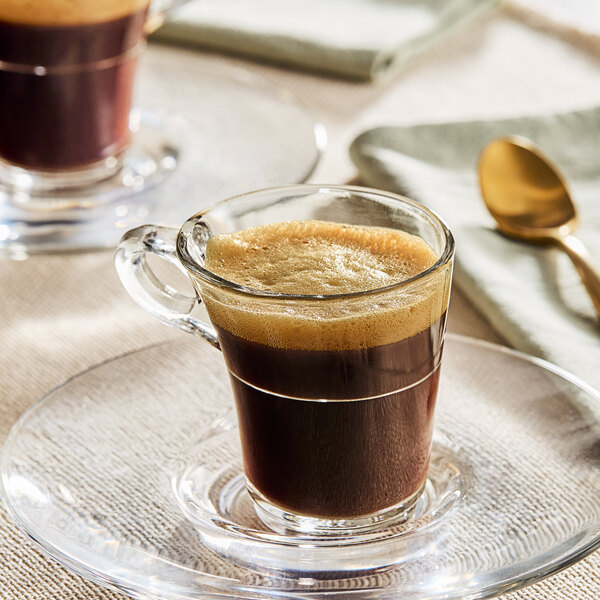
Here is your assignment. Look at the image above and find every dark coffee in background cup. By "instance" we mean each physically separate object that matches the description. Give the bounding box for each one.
[201,220,448,519]
[0,0,149,170]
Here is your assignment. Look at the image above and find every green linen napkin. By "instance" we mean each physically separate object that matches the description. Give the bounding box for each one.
[153,0,498,81]
[350,106,600,391]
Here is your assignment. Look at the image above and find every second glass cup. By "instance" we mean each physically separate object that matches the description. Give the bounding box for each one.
[115,185,454,535]
[0,0,182,202]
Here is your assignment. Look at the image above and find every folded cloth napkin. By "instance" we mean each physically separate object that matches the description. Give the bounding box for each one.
[350,106,600,391]
[152,0,498,80]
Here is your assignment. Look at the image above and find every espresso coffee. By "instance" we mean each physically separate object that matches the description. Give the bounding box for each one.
[202,220,448,518]
[0,1,148,170]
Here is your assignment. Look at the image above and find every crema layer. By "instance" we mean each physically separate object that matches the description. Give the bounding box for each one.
[0,0,149,25]
[200,220,450,350]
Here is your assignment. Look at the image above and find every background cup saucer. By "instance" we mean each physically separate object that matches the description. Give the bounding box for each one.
[0,46,325,257]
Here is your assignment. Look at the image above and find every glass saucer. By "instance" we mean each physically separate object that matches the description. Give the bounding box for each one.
[2,335,600,600]
[0,46,325,258]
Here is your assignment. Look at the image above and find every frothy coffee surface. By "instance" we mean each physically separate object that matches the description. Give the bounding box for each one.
[205,220,436,295]
[0,0,148,25]
[202,220,448,350]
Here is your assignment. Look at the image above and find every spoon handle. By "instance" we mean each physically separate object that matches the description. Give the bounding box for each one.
[555,235,600,318]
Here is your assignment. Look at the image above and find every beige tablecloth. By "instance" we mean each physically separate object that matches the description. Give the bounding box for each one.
[2,7,600,599]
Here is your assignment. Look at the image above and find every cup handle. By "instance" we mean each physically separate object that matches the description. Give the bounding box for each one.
[115,224,220,350]
[145,0,189,35]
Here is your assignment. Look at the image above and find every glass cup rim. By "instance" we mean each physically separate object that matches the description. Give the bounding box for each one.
[177,184,455,301]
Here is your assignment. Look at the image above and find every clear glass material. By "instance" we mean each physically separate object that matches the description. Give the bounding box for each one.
[0,62,323,256]
[115,185,455,534]
[2,335,600,599]
[0,4,324,256]
[0,0,167,253]
[0,3,150,182]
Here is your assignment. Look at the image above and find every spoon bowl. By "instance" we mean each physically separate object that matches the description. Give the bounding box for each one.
[478,136,600,317]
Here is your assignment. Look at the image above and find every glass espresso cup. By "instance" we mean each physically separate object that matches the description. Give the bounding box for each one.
[0,0,180,198]
[115,185,455,535]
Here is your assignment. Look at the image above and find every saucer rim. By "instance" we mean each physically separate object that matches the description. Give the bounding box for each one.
[2,333,600,600]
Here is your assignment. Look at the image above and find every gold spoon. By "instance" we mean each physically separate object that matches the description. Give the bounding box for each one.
[478,136,600,317]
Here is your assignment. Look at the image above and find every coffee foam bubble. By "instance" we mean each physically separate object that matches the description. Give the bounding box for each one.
[200,221,450,351]
[0,0,149,25]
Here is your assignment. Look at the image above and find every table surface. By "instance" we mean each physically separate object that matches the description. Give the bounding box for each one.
[2,7,600,599]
